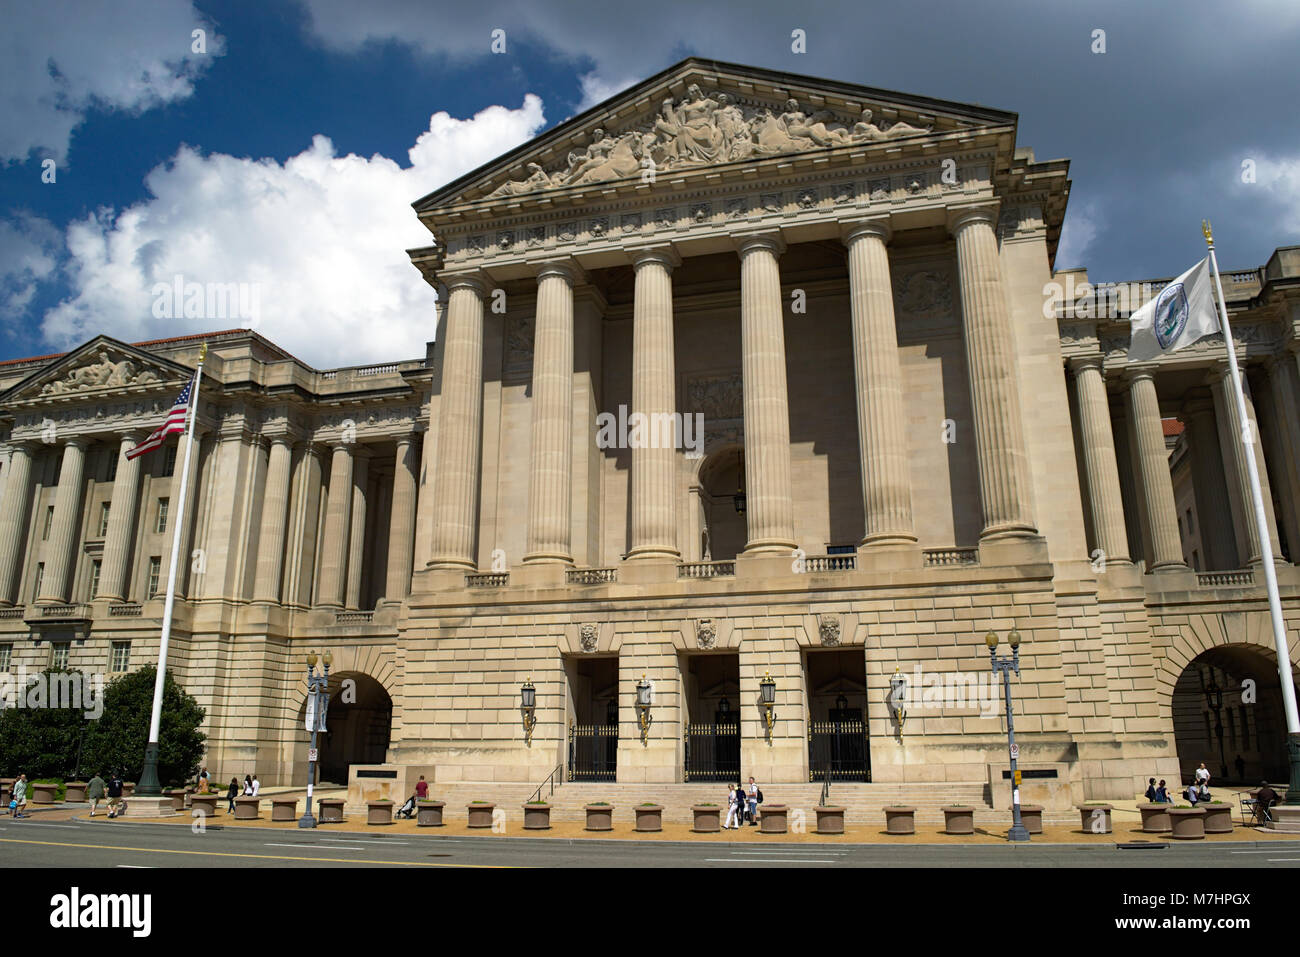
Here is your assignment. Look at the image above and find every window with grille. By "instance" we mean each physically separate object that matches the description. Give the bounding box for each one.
[163,445,177,477]
[89,559,102,597]
[148,556,161,596]
[98,502,111,537]
[50,642,69,670]
[156,498,169,534]
[34,562,44,598]
[110,641,130,673]
[42,505,54,539]
[0,643,11,673]
[106,451,118,483]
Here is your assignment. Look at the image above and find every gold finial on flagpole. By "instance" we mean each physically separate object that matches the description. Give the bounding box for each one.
[1202,219,1214,249]
[198,341,208,363]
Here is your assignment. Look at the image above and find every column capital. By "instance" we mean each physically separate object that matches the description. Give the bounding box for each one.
[628,244,681,272]
[840,216,892,245]
[61,435,90,451]
[117,429,146,444]
[437,271,490,297]
[534,260,585,285]
[1066,354,1105,375]
[733,231,786,259]
[1206,358,1245,382]
[1122,365,1159,385]
[1265,350,1297,371]
[946,201,1000,236]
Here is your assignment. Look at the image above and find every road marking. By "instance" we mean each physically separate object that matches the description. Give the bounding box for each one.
[0,836,499,867]
[10,822,80,829]
[264,842,365,850]
[704,857,838,864]
[115,865,153,868]
[1266,858,1300,862]
[321,837,410,845]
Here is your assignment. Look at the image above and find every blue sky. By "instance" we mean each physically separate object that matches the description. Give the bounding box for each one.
[2,0,1298,367]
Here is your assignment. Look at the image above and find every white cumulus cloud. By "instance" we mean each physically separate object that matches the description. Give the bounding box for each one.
[40,95,547,367]
[0,0,224,164]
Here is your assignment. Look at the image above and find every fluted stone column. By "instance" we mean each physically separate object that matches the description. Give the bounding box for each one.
[1125,370,1185,571]
[843,220,916,548]
[98,432,144,600]
[1264,354,1300,560]
[949,206,1037,541]
[1069,358,1131,565]
[164,429,205,599]
[428,275,487,570]
[283,443,324,606]
[524,263,576,564]
[1212,363,1283,564]
[385,435,418,600]
[38,438,87,603]
[627,247,681,562]
[317,443,354,607]
[0,443,35,604]
[253,436,294,603]
[345,449,370,608]
[737,234,796,554]
[1183,395,1239,570]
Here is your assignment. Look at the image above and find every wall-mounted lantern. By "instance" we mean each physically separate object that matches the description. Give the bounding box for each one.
[520,678,537,745]
[733,452,747,515]
[636,674,653,743]
[759,670,776,740]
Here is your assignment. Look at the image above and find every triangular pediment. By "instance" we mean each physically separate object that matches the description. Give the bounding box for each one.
[415,58,1018,213]
[1,336,193,405]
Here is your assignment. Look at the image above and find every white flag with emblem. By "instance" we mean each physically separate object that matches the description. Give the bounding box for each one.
[1127,257,1220,361]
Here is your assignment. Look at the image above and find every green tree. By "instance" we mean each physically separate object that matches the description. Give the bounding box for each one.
[82,666,206,786]
[0,668,91,779]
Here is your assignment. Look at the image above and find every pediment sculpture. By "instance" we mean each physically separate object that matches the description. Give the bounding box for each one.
[39,348,163,396]
[487,87,931,199]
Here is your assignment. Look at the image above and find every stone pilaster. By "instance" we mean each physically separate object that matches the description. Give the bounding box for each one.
[524,263,577,565]
[37,438,88,603]
[98,432,144,600]
[165,429,205,599]
[949,204,1037,541]
[842,219,917,551]
[1069,358,1130,566]
[345,448,371,608]
[253,436,294,603]
[317,443,354,607]
[1125,370,1185,571]
[737,233,796,556]
[1264,353,1300,559]
[428,274,487,570]
[1183,395,1239,570]
[0,443,35,604]
[1211,362,1283,565]
[385,435,418,601]
[626,247,681,565]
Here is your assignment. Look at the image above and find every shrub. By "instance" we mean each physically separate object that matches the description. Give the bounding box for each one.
[0,669,93,780]
[80,666,205,787]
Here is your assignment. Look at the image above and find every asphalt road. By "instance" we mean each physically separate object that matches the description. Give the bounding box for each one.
[3,816,1300,868]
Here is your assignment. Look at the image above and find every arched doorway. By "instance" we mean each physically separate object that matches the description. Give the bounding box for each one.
[1171,645,1295,785]
[697,445,747,561]
[301,672,393,785]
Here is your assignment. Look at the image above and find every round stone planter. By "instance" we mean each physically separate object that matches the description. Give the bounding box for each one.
[942,806,975,835]
[1014,805,1044,835]
[467,803,495,828]
[635,804,664,832]
[815,806,845,835]
[522,804,551,830]
[271,798,297,822]
[1202,804,1233,834]
[884,806,916,835]
[367,801,394,825]
[123,782,136,797]
[190,794,218,817]
[234,796,261,820]
[63,782,88,803]
[1139,803,1172,833]
[318,799,345,823]
[1169,806,1206,840]
[759,804,789,834]
[417,801,445,827]
[584,804,614,831]
[0,779,13,805]
[1079,804,1113,834]
[162,789,187,811]
[31,782,59,804]
[691,805,721,832]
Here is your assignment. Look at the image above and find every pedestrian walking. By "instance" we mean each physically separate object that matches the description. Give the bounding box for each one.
[1144,777,1158,802]
[415,775,429,800]
[723,783,741,829]
[251,774,260,797]
[226,778,239,814]
[243,774,253,796]
[1195,762,1210,786]
[86,772,107,817]
[1156,779,1170,803]
[10,773,28,818]
[746,776,760,826]
[106,771,124,818]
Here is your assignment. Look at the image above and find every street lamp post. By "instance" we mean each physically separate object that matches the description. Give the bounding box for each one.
[987,629,1029,843]
[299,651,331,829]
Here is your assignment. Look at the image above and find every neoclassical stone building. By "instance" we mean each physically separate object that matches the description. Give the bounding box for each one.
[1,60,1297,811]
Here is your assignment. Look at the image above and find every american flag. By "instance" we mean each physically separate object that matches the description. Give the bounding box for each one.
[127,376,195,460]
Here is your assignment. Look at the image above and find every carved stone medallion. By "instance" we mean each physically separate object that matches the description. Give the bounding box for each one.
[580,623,599,652]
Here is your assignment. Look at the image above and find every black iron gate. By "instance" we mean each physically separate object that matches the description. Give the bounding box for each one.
[808,716,870,782]
[684,722,740,782]
[568,723,618,781]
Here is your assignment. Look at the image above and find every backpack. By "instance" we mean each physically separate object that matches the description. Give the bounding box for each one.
[756,789,763,804]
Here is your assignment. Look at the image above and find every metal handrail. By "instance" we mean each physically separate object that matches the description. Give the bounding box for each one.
[819,761,831,808]
[528,763,563,805]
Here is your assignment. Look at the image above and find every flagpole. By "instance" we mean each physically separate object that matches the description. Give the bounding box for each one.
[135,341,206,796]
[1203,221,1300,805]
